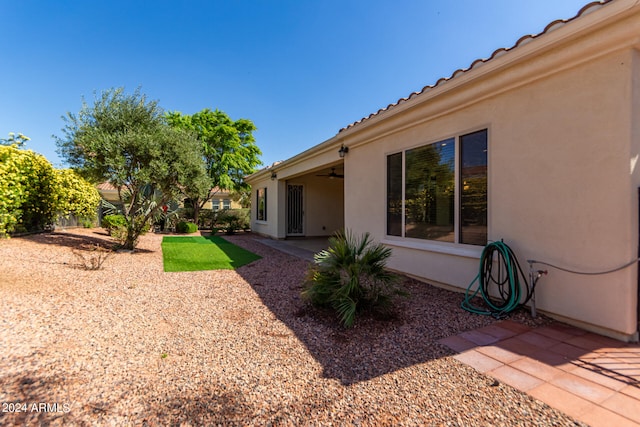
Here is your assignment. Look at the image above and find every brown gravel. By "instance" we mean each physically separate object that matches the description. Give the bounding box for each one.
[0,228,586,426]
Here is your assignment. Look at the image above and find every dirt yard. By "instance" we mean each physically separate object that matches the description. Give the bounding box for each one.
[0,228,583,425]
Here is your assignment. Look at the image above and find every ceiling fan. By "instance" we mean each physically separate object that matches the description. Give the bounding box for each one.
[316,167,344,179]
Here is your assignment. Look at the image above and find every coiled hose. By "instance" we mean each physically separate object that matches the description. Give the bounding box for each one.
[461,241,534,318]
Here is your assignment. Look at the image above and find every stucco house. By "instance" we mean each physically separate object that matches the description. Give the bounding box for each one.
[245,0,640,341]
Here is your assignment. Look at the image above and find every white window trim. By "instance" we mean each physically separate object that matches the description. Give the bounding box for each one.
[382,236,483,259]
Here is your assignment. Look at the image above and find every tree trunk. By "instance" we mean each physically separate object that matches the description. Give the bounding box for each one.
[123,227,139,250]
[192,202,201,226]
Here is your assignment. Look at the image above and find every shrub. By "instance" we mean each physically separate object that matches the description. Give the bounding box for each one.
[215,209,250,235]
[197,208,215,230]
[72,244,113,270]
[301,230,406,328]
[101,214,126,234]
[81,217,96,228]
[0,145,59,235]
[176,221,198,233]
[55,169,101,221]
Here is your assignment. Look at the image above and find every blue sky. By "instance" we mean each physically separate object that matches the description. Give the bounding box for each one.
[1,0,592,169]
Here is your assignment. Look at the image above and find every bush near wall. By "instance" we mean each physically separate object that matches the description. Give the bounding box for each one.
[214,209,250,234]
[55,169,101,222]
[0,146,102,236]
[176,221,198,233]
[0,145,58,235]
[101,214,127,234]
[197,208,215,230]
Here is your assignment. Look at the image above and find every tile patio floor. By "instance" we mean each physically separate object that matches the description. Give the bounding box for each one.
[439,320,640,427]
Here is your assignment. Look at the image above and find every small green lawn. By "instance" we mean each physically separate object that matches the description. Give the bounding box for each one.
[161,235,261,272]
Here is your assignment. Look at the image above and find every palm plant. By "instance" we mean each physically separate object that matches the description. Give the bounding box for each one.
[301,230,405,327]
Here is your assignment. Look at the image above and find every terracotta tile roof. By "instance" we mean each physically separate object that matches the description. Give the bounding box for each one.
[96,181,118,191]
[96,181,232,196]
[338,0,612,133]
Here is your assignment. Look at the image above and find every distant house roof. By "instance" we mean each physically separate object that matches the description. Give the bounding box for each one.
[95,181,232,196]
[339,0,612,133]
[96,181,118,191]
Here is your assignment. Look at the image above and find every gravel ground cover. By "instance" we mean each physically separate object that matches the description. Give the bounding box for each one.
[0,229,586,426]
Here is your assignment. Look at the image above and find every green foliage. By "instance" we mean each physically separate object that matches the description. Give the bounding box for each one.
[176,221,198,233]
[102,213,151,246]
[193,208,214,229]
[101,214,127,233]
[214,209,250,234]
[0,145,59,235]
[165,108,262,222]
[230,188,251,208]
[55,87,209,249]
[0,145,102,236]
[0,132,30,147]
[301,230,405,328]
[55,169,101,221]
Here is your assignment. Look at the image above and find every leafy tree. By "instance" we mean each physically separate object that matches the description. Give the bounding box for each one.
[0,145,58,235]
[56,87,209,249]
[166,108,261,223]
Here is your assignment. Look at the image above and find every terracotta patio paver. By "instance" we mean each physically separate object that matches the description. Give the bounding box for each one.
[571,363,631,391]
[475,344,524,364]
[601,392,640,423]
[458,329,501,346]
[438,335,476,353]
[453,349,504,373]
[580,405,640,427]
[528,383,593,420]
[510,357,564,382]
[550,372,617,403]
[439,321,640,426]
[487,364,544,391]
[516,331,560,349]
[475,323,521,340]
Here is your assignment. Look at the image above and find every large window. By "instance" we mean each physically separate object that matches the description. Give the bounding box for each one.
[386,129,487,246]
[256,188,267,221]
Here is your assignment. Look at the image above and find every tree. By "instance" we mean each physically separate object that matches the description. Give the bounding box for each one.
[166,108,261,223]
[56,88,209,249]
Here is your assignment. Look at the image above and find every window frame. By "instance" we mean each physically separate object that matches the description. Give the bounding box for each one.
[256,187,267,222]
[384,128,488,251]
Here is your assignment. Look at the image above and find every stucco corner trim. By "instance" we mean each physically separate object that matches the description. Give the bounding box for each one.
[381,238,484,259]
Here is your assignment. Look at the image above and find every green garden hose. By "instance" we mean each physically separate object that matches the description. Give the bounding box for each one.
[461,240,534,318]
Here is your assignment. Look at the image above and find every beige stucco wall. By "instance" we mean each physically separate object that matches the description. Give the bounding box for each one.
[250,171,344,238]
[249,175,282,238]
[286,174,344,236]
[343,46,639,339]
